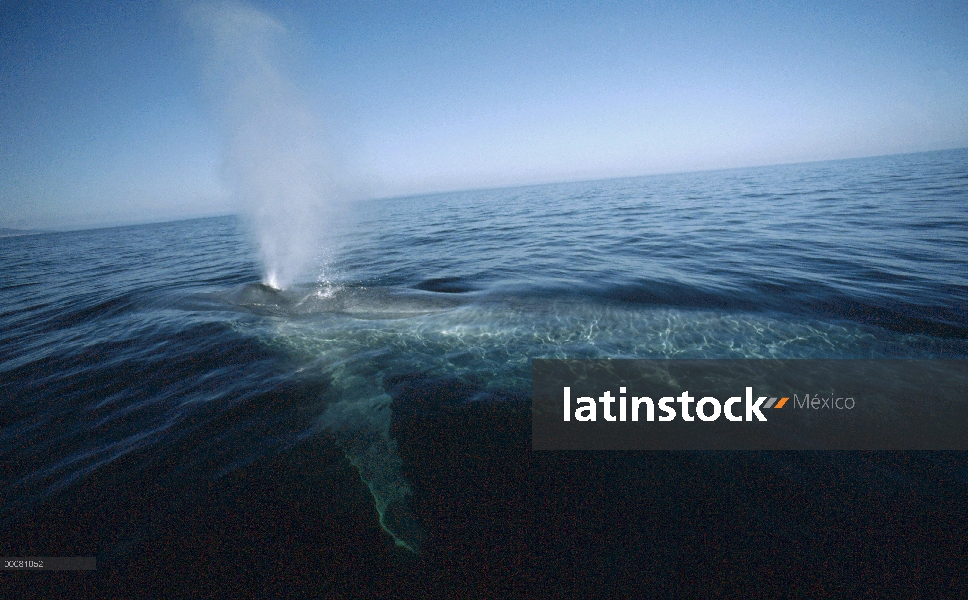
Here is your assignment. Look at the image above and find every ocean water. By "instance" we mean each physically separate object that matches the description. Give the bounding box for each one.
[2,149,967,594]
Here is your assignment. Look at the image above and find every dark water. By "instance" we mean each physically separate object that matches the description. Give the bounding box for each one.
[2,149,967,595]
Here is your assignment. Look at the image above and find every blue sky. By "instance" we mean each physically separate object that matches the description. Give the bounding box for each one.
[2,0,966,229]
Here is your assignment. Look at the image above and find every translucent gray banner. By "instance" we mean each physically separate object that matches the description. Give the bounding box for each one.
[2,557,96,571]
[532,360,968,450]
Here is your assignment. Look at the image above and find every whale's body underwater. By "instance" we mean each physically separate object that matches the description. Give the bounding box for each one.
[220,281,953,551]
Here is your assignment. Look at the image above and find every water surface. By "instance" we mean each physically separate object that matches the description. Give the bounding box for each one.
[2,149,966,594]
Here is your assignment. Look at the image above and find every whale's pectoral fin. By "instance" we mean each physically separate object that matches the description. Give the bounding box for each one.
[319,381,423,553]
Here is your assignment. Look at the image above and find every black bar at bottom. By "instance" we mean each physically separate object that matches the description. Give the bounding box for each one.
[2,557,96,571]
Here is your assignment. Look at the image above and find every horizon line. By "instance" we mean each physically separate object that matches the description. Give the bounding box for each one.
[9,145,965,234]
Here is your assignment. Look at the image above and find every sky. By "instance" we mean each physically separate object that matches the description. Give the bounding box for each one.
[1,0,967,230]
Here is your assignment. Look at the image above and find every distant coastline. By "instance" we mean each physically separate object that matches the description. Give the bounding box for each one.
[0,228,47,238]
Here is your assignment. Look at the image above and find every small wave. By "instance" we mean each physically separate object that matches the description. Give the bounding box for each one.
[414,276,478,294]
